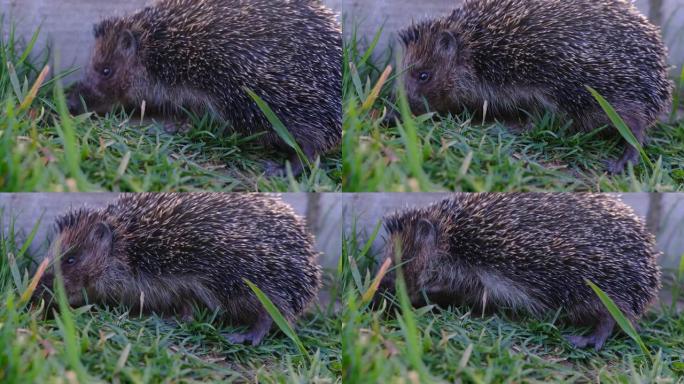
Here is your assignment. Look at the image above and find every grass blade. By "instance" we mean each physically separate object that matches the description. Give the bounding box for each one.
[53,252,90,382]
[18,65,49,112]
[586,86,653,169]
[586,279,652,361]
[18,257,48,305]
[395,269,433,383]
[672,253,684,311]
[243,87,310,172]
[361,256,391,304]
[243,278,309,359]
[360,65,392,112]
[670,65,684,123]
[16,211,43,260]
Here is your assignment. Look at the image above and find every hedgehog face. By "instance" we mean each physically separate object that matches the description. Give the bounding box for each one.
[382,218,443,306]
[401,29,472,115]
[36,222,114,308]
[67,22,147,115]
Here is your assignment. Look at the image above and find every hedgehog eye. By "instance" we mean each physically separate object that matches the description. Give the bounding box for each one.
[418,71,431,83]
[65,256,76,265]
[101,67,113,78]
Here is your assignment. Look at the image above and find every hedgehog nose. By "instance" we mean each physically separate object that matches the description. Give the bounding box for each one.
[66,85,87,115]
[67,92,82,115]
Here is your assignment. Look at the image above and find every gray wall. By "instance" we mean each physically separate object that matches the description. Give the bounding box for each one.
[343,0,684,68]
[0,193,344,268]
[343,193,684,269]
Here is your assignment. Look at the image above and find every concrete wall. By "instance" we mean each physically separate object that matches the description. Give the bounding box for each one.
[0,193,345,268]
[342,0,684,68]
[343,193,684,269]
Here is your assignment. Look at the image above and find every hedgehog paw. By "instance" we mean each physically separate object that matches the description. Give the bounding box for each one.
[606,144,640,174]
[162,120,192,135]
[263,160,286,177]
[606,158,628,174]
[263,158,305,178]
[565,334,610,351]
[566,315,615,351]
[224,329,267,346]
[224,314,273,346]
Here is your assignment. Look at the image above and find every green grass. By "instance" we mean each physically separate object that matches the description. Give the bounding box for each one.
[0,19,341,192]
[0,215,342,383]
[342,29,684,192]
[341,221,684,382]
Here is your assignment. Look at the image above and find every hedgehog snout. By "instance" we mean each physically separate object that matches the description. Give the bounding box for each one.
[31,271,54,303]
[67,83,88,115]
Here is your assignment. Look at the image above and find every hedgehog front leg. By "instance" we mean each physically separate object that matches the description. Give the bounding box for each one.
[565,313,616,351]
[264,142,317,177]
[606,112,647,174]
[224,310,273,346]
[162,119,193,135]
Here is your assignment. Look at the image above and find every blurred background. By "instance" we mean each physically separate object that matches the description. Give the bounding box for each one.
[343,193,684,270]
[0,193,344,268]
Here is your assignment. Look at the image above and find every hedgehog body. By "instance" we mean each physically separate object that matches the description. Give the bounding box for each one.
[380,193,661,350]
[68,0,342,174]
[37,193,321,345]
[399,0,672,173]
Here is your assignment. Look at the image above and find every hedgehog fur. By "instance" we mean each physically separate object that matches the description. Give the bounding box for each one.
[379,193,661,350]
[67,0,342,175]
[35,193,322,346]
[399,0,672,173]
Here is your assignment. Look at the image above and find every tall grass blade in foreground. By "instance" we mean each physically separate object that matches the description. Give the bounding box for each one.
[670,65,684,123]
[244,87,311,173]
[586,86,655,170]
[586,279,652,361]
[244,278,310,360]
[673,253,684,311]
[393,240,434,383]
[52,246,91,382]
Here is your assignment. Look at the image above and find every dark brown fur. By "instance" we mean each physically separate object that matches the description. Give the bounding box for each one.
[378,193,661,350]
[34,193,322,346]
[68,0,342,175]
[400,0,672,173]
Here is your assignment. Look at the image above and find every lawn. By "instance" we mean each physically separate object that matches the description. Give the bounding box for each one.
[342,29,684,192]
[0,214,342,383]
[341,220,684,383]
[0,21,341,193]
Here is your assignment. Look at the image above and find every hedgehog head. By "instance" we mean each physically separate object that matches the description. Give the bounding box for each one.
[35,208,121,307]
[399,18,475,115]
[381,212,447,305]
[67,18,148,115]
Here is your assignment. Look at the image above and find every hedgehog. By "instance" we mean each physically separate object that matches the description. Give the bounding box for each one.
[66,0,342,175]
[377,193,661,350]
[33,193,322,346]
[398,0,672,173]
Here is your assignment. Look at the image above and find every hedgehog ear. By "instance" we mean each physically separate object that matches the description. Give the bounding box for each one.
[118,29,138,56]
[93,20,110,38]
[89,222,113,247]
[415,219,437,247]
[438,31,459,55]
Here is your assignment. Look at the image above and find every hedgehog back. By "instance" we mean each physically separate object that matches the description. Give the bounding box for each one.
[431,193,660,317]
[103,193,320,313]
[449,0,670,120]
[121,0,341,150]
